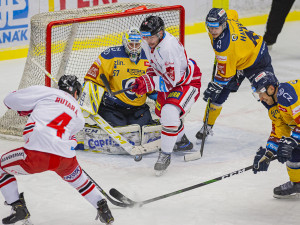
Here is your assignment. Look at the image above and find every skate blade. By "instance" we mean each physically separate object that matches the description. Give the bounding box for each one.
[273,193,300,199]
[155,169,167,177]
[14,218,33,225]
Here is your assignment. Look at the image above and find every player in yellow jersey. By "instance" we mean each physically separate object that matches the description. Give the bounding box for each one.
[196,8,277,141]
[251,71,300,198]
[84,27,155,127]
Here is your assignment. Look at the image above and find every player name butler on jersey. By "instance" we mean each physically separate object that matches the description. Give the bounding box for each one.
[4,86,85,158]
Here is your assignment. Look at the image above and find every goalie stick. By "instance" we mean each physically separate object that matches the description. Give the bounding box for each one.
[109,157,277,207]
[100,74,137,97]
[184,59,217,161]
[31,58,160,160]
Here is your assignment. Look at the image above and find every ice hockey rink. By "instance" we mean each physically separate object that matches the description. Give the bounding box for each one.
[0,21,300,225]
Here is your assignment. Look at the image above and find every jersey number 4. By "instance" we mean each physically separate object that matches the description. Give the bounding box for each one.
[47,112,72,138]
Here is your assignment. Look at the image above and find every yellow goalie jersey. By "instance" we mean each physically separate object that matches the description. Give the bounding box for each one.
[84,45,149,106]
[209,10,264,85]
[265,80,300,153]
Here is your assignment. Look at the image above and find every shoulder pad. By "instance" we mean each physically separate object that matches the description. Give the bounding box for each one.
[277,83,298,107]
[226,10,238,20]
[101,46,126,59]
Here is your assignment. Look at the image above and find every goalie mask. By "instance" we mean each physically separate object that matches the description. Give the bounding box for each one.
[58,75,82,100]
[122,27,142,62]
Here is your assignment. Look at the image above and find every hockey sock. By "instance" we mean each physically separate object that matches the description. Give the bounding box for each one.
[286,161,300,183]
[0,173,19,204]
[160,104,183,153]
[204,103,222,126]
[64,168,103,208]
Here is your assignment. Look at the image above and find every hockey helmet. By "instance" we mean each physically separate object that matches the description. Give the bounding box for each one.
[251,71,279,101]
[206,8,228,30]
[140,15,165,37]
[122,27,142,62]
[58,75,82,99]
[251,71,279,93]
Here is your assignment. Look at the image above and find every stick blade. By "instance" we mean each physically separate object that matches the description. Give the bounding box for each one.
[184,152,202,161]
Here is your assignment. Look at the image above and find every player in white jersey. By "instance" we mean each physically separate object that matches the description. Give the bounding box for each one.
[0,75,114,225]
[131,16,202,174]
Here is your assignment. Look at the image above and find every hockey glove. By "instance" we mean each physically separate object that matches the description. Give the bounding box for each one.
[203,82,223,102]
[277,136,298,164]
[253,147,275,174]
[132,74,155,95]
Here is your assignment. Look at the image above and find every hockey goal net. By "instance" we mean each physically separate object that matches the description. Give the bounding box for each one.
[0,3,185,137]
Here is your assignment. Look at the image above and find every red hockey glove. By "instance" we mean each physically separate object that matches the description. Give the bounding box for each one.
[17,110,33,117]
[131,74,155,95]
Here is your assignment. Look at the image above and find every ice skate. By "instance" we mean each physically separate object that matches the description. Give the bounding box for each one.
[273,181,300,199]
[96,199,114,224]
[154,151,171,176]
[195,124,213,144]
[2,193,33,225]
[173,134,193,152]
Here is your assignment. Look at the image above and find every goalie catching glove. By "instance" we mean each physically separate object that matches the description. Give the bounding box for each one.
[131,74,155,95]
[203,81,223,102]
[253,147,275,174]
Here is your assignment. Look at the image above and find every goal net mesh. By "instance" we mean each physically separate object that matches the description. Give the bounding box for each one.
[0,3,184,136]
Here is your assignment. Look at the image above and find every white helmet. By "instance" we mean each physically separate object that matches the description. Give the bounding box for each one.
[122,27,142,62]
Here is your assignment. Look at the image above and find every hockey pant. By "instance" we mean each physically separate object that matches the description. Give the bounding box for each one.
[0,147,102,208]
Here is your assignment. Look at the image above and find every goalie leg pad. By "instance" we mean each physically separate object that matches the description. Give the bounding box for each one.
[79,124,141,154]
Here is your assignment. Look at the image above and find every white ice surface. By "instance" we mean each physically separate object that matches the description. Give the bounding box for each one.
[0,22,300,225]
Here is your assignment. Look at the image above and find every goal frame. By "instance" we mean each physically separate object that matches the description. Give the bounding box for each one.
[45,5,185,86]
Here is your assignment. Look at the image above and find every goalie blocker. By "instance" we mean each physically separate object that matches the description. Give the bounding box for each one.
[76,122,162,155]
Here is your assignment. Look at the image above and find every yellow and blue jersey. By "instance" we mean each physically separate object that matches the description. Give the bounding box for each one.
[84,45,149,106]
[266,80,300,152]
[209,10,264,86]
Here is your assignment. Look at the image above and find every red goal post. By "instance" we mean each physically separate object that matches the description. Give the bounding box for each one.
[45,4,185,87]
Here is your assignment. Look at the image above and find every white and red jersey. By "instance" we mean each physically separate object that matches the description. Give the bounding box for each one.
[4,86,85,158]
[141,31,197,92]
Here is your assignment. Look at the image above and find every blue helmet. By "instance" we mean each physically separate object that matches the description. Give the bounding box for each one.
[251,71,279,93]
[206,8,227,29]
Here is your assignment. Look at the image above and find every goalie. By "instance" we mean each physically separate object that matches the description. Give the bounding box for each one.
[77,27,193,154]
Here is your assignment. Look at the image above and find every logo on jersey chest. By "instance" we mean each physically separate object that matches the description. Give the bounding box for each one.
[127,69,145,76]
[114,60,124,68]
[278,105,287,112]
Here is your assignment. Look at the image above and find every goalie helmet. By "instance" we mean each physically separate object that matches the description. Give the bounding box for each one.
[206,8,227,30]
[58,75,82,99]
[251,71,279,93]
[122,27,142,62]
[140,15,165,37]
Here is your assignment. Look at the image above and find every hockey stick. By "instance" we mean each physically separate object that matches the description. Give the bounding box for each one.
[31,58,160,159]
[110,157,277,207]
[100,74,137,97]
[82,169,129,207]
[184,59,217,161]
